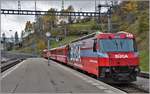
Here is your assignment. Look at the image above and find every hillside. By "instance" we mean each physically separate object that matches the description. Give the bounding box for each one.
[18,1,149,72]
[113,1,149,72]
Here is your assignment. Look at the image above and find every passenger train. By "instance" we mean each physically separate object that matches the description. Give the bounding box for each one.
[42,31,140,83]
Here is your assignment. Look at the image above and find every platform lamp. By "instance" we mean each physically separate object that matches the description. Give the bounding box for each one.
[46,32,51,66]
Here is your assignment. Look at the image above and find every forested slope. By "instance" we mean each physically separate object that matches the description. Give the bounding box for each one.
[21,1,149,71]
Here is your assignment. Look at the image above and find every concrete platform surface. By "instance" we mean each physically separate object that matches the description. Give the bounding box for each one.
[1,58,126,93]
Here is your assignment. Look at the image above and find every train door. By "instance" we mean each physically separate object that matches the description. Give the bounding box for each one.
[67,44,74,65]
[75,44,81,62]
[66,45,71,62]
[92,39,99,76]
[68,43,82,68]
[73,43,82,68]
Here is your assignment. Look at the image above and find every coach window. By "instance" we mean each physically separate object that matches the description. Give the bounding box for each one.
[93,39,97,52]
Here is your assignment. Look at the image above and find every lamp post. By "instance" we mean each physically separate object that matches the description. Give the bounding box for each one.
[46,32,51,66]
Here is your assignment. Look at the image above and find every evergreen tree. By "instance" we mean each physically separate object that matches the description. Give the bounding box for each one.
[2,33,6,42]
[66,5,75,24]
[15,31,19,44]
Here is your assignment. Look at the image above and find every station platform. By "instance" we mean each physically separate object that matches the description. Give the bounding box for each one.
[1,58,126,93]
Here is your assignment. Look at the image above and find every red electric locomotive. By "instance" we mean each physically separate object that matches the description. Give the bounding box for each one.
[46,31,140,83]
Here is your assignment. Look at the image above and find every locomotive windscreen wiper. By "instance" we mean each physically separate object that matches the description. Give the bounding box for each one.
[114,40,119,50]
[120,41,123,49]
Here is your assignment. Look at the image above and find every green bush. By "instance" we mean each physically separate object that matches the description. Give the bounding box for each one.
[139,51,149,72]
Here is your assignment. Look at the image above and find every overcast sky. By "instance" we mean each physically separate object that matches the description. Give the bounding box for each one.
[1,0,108,38]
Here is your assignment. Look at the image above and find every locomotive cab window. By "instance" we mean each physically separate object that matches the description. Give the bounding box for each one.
[93,39,97,52]
[99,38,137,52]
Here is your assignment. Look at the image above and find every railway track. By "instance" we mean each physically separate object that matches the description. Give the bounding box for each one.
[1,51,36,72]
[100,73,149,93]
[138,72,149,79]
[98,74,149,93]
[110,83,149,93]
[112,72,149,93]
[1,59,23,72]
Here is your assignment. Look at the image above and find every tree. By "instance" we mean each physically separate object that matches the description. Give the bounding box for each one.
[42,8,58,32]
[59,9,66,19]
[137,1,149,10]
[122,1,138,13]
[25,21,33,32]
[37,39,46,51]
[2,33,6,42]
[76,16,81,23]
[2,33,6,50]
[138,11,149,33]
[15,31,19,44]
[66,5,75,24]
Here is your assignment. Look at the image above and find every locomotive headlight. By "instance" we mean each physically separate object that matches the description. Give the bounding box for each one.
[105,68,110,72]
[135,67,140,73]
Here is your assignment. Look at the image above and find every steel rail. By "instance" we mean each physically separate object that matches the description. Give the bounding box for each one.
[138,71,149,79]
[1,59,22,72]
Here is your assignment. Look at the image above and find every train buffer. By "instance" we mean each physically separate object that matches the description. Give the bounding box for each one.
[1,58,126,93]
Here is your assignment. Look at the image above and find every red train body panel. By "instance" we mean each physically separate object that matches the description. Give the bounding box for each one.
[48,46,68,64]
[43,31,140,83]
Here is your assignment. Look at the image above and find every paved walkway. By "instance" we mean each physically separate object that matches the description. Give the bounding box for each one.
[1,58,125,93]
